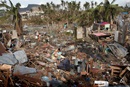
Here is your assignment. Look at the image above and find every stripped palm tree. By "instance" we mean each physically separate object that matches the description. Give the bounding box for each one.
[8,0,23,36]
[0,0,22,36]
[0,0,10,24]
[83,1,90,10]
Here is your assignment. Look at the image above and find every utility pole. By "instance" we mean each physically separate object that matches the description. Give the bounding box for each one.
[116,13,129,45]
[121,13,129,45]
[122,21,129,45]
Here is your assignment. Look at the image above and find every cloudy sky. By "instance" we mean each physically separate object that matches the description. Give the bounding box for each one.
[7,0,130,8]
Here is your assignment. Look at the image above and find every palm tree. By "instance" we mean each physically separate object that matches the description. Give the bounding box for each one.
[0,0,9,24]
[15,2,21,9]
[66,1,73,23]
[41,3,51,24]
[51,1,55,10]
[0,0,8,8]
[91,1,94,8]
[95,2,97,7]
[0,0,23,35]
[83,1,90,10]
[93,8,102,23]
[107,0,124,23]
[94,2,105,22]
[7,0,23,36]
[61,0,65,10]
[94,0,123,23]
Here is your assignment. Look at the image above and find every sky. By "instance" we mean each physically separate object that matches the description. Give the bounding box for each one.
[6,0,130,8]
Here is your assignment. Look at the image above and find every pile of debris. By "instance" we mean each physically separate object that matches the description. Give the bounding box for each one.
[0,25,130,87]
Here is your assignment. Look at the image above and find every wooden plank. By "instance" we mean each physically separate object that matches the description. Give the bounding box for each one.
[119,67,127,77]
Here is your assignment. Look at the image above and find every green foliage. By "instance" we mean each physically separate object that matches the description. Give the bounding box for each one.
[0,0,125,28]
[1,0,23,35]
[92,0,124,23]
[40,0,124,27]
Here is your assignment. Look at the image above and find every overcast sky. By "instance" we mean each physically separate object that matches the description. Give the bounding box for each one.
[7,0,130,8]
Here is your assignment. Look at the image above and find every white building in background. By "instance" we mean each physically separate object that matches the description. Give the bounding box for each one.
[19,4,44,21]
[0,0,7,17]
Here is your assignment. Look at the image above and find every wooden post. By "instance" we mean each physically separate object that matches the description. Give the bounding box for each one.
[122,22,128,45]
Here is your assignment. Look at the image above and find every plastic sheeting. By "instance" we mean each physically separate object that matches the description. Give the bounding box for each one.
[14,50,28,64]
[41,76,50,82]
[108,43,128,58]
[13,65,37,75]
[0,50,28,65]
[0,53,18,65]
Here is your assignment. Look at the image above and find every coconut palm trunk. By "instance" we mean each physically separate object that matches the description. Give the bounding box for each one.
[9,0,22,36]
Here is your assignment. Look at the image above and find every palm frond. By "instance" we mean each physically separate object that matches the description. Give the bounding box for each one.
[0,3,10,8]
[111,0,116,4]
[8,0,14,8]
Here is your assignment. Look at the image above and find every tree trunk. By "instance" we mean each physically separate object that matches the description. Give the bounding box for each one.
[15,22,21,36]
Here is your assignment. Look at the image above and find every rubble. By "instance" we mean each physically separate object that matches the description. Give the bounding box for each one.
[0,23,130,87]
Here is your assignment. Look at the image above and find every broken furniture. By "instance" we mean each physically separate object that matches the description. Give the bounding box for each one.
[120,66,130,86]
[89,32,111,42]
[110,66,122,76]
